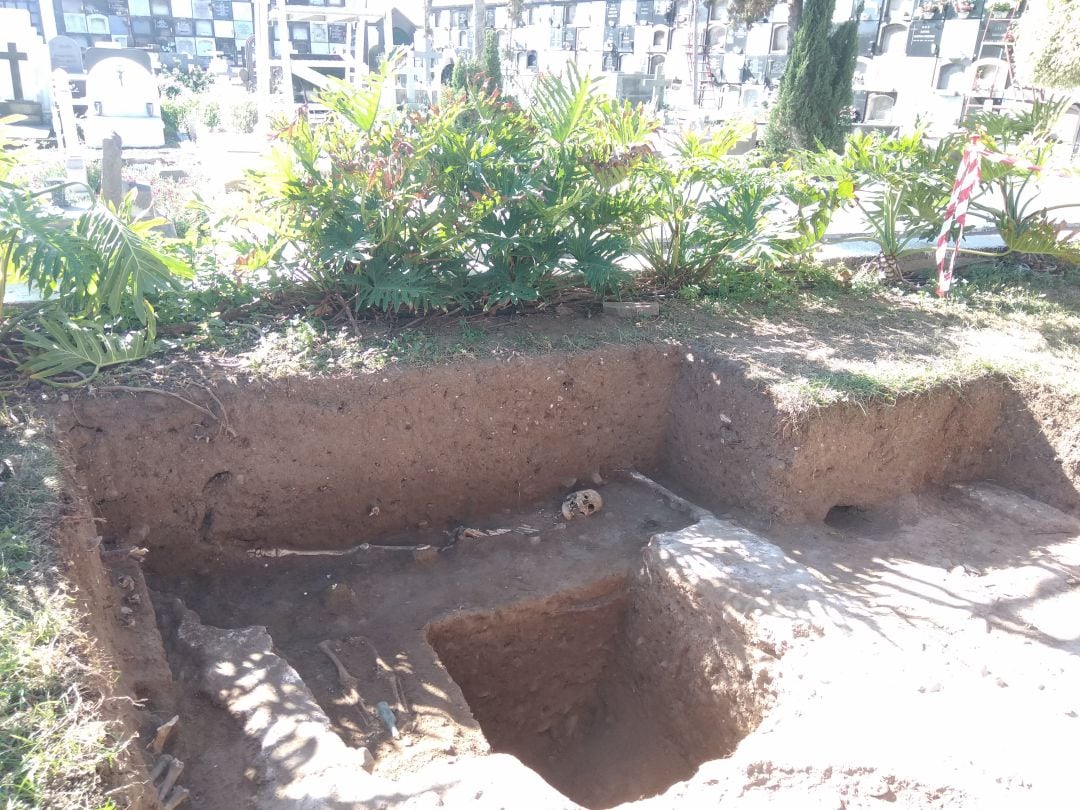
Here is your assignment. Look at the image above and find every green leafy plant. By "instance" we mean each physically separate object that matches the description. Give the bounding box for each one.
[18,313,159,383]
[963,97,1080,264]
[635,123,840,291]
[244,62,656,314]
[0,120,192,383]
[812,128,952,281]
[158,66,215,99]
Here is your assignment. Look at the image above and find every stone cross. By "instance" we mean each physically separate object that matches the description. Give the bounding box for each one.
[1,42,28,100]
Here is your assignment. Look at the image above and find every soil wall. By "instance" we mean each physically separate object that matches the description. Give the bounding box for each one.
[55,471,171,808]
[56,346,680,568]
[992,385,1080,516]
[665,355,1015,523]
[56,345,1080,572]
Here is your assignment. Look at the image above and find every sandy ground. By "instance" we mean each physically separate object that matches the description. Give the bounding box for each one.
[639,481,1080,809]
[146,475,1080,809]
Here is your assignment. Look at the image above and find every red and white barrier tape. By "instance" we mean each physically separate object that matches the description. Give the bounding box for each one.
[935,134,1048,297]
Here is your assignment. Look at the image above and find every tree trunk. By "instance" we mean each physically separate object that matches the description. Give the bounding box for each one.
[473,0,485,56]
[788,0,803,50]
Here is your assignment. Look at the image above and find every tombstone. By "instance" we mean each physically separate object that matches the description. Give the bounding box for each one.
[49,36,85,75]
[0,9,51,124]
[82,47,165,147]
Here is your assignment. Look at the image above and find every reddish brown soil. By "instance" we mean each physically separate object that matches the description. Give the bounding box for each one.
[40,343,1080,809]
[57,346,680,573]
[664,353,1080,524]
[53,472,171,808]
[147,479,693,809]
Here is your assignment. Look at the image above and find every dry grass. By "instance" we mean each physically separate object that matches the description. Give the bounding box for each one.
[0,414,124,809]
[92,259,1080,419]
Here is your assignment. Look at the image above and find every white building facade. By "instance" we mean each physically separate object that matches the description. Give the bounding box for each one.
[424,0,1080,149]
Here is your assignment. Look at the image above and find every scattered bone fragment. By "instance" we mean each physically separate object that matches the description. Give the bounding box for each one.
[354,635,412,719]
[100,546,149,563]
[155,755,184,801]
[162,786,190,810]
[149,715,179,754]
[317,640,372,728]
[148,754,171,783]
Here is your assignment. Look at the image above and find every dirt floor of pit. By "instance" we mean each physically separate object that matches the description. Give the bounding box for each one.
[147,478,695,809]
[636,481,1080,809]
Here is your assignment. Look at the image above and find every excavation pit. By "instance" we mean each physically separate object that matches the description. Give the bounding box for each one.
[47,344,1080,807]
[141,477,712,808]
[427,575,758,808]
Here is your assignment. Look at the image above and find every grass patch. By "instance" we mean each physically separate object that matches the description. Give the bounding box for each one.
[0,414,123,809]
[83,257,1080,417]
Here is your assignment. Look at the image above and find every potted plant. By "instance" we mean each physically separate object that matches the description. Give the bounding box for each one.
[989,0,1013,16]
[953,0,975,17]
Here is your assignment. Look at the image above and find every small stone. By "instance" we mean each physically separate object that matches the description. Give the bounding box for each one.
[560,476,578,488]
[529,536,542,545]
[359,747,374,773]
[322,582,360,615]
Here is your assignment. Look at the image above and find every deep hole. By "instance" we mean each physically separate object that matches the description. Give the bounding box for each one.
[824,504,869,530]
[426,580,749,809]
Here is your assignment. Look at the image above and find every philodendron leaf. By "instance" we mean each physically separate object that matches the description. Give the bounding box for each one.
[18,315,158,384]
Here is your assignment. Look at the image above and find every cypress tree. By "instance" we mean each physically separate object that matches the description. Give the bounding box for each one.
[482,30,503,92]
[764,0,859,154]
[451,59,467,89]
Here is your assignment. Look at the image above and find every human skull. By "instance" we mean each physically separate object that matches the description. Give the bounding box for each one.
[561,489,603,520]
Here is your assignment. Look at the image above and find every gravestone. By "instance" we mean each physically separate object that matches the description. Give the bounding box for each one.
[100,133,124,207]
[82,47,165,147]
[49,36,85,75]
[0,9,51,124]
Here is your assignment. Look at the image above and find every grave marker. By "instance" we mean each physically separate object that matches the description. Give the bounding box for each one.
[0,10,51,123]
[48,36,85,74]
[83,47,164,147]
[1,43,29,100]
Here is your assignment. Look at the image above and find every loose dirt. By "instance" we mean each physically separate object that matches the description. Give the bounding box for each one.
[147,479,694,808]
[39,339,1080,809]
